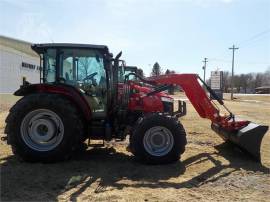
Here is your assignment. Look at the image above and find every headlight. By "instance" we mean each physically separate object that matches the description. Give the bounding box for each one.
[161,97,173,102]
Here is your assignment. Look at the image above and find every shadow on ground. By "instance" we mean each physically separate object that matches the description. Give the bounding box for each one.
[1,143,269,201]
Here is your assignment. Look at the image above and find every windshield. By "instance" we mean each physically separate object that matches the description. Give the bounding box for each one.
[118,65,137,83]
[59,48,106,86]
[124,69,136,80]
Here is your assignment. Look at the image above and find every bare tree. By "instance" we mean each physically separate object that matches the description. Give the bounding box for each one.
[255,73,264,88]
[78,57,91,79]
[262,66,270,85]
[222,71,230,92]
[220,68,270,93]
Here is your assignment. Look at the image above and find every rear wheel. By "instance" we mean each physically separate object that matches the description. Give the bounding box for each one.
[130,114,187,164]
[5,93,84,162]
[20,109,64,152]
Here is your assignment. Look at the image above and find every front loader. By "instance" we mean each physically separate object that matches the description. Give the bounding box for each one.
[4,43,268,164]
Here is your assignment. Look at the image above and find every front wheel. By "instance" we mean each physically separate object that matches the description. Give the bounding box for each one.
[130,114,187,164]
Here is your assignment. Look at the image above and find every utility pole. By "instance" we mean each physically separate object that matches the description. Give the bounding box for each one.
[202,58,208,83]
[229,45,239,100]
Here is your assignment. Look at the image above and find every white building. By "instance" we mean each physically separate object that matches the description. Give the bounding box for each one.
[0,35,40,94]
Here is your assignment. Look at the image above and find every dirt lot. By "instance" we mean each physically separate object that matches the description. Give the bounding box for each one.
[0,94,270,201]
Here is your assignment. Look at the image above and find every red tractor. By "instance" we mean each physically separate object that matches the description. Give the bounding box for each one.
[4,43,268,164]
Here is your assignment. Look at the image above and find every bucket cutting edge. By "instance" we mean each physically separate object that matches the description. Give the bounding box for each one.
[211,122,269,162]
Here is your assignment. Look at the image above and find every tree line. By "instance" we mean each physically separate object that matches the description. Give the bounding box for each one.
[220,67,270,93]
[150,62,270,94]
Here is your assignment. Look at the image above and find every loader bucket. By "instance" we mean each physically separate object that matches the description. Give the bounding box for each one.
[211,122,269,162]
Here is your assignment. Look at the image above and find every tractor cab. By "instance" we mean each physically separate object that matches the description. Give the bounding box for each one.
[31,43,116,119]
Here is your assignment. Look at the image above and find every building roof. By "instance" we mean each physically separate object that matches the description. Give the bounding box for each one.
[255,86,270,90]
[0,35,38,57]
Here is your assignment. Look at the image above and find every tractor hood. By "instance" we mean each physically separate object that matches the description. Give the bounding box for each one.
[129,83,173,99]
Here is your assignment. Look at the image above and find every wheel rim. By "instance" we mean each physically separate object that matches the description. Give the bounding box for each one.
[20,109,64,152]
[143,126,174,157]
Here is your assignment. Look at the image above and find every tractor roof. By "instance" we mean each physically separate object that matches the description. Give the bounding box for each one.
[125,66,138,70]
[31,43,109,54]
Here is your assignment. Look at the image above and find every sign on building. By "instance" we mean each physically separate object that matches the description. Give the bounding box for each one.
[210,71,223,100]
[21,62,42,71]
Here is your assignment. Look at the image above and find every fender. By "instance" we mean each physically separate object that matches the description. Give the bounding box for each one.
[14,83,91,121]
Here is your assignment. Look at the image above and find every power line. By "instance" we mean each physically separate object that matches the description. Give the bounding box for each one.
[209,58,231,63]
[209,58,269,65]
[240,36,270,49]
[238,28,270,47]
[229,45,239,100]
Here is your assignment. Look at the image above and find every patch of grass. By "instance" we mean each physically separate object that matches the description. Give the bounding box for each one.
[0,93,269,201]
[0,94,21,112]
[0,94,21,104]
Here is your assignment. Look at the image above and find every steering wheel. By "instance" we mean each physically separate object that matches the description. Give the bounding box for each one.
[83,72,98,81]
[58,77,66,83]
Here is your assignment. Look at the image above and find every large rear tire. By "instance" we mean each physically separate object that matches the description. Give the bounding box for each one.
[5,93,84,162]
[130,114,187,164]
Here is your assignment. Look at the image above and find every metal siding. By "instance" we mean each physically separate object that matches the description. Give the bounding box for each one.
[0,45,40,94]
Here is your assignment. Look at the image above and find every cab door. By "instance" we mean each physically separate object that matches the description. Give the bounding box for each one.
[59,48,107,118]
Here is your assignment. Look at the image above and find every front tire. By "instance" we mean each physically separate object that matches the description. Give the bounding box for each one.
[5,93,84,162]
[130,114,187,164]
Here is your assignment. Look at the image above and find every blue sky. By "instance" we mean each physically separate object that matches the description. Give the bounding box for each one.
[0,0,269,78]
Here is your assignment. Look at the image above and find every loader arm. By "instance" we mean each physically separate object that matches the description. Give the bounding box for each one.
[146,73,268,161]
[148,74,219,122]
[147,73,251,129]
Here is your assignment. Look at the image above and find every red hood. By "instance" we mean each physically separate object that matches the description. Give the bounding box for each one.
[118,82,172,98]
